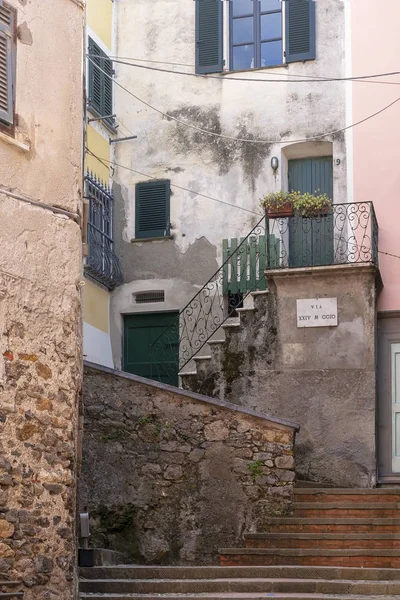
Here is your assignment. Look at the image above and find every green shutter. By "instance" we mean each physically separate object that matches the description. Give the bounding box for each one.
[88,37,114,127]
[286,0,316,63]
[135,180,171,239]
[0,4,14,125]
[195,0,223,74]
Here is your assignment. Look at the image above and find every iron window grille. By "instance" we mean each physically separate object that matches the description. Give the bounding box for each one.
[84,173,123,290]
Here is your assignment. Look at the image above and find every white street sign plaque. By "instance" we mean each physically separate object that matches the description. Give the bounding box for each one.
[296,298,338,328]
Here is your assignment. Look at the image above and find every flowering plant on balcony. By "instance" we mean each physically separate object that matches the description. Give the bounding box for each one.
[260,190,333,218]
[292,191,333,217]
[260,190,296,217]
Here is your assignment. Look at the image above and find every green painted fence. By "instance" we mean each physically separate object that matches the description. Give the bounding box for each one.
[222,234,279,296]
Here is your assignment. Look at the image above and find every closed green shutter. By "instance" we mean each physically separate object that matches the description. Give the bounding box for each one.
[0,3,15,125]
[286,0,316,63]
[195,0,223,74]
[135,180,171,239]
[88,38,114,127]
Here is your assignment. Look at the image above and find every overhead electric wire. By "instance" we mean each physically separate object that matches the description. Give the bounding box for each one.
[86,145,400,261]
[87,54,400,85]
[85,147,263,217]
[87,57,400,145]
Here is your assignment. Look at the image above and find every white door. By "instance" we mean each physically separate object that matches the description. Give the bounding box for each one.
[392,344,400,472]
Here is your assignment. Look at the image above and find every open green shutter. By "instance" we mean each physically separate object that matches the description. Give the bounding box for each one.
[88,38,102,115]
[195,0,223,74]
[88,38,114,126]
[0,5,14,125]
[135,180,171,239]
[286,0,316,63]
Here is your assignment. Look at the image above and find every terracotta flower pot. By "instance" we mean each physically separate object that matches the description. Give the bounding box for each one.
[265,204,293,218]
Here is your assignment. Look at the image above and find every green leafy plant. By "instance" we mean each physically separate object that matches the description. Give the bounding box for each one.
[260,190,294,212]
[292,190,332,217]
[249,459,264,480]
[260,190,332,217]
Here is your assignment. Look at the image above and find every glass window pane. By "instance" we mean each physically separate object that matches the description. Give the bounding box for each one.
[232,0,254,17]
[261,12,281,40]
[232,44,255,70]
[260,0,282,11]
[232,17,254,44]
[261,40,283,66]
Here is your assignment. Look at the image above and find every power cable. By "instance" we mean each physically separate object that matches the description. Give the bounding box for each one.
[87,57,400,145]
[86,148,400,261]
[85,147,263,217]
[87,54,400,85]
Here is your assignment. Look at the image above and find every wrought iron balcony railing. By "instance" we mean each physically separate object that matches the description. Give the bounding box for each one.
[266,201,378,270]
[148,201,378,385]
[84,174,123,290]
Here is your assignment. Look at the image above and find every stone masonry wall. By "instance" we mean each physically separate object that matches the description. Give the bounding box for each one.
[80,364,298,565]
[0,0,83,596]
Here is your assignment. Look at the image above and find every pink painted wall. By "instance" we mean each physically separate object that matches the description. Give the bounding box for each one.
[351,0,400,311]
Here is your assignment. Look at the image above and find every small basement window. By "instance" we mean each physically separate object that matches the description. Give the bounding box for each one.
[134,291,165,304]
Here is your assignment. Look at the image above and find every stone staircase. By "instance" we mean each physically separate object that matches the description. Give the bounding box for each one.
[220,488,400,568]
[179,290,271,399]
[80,564,400,599]
[79,489,400,599]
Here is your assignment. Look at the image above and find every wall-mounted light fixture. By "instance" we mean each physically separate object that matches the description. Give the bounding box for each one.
[271,156,279,171]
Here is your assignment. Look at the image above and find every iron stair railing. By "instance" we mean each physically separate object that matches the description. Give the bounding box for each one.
[149,201,379,386]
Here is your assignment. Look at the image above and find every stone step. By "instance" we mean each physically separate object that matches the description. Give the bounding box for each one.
[293,502,400,518]
[244,533,400,549]
[263,518,400,533]
[79,577,400,595]
[79,594,400,600]
[219,548,400,568]
[295,489,400,503]
[79,565,400,581]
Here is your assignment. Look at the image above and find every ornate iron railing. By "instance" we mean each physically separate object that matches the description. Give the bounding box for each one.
[149,201,378,385]
[84,173,123,290]
[266,201,378,270]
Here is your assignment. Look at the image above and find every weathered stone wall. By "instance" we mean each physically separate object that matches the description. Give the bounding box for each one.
[80,364,298,564]
[0,0,83,597]
[183,265,379,488]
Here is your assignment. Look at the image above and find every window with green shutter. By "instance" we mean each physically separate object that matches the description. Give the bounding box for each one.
[195,0,316,73]
[88,38,115,130]
[0,2,16,127]
[135,180,171,240]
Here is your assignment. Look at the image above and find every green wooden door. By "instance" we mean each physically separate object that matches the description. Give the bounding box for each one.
[288,157,334,268]
[123,312,179,386]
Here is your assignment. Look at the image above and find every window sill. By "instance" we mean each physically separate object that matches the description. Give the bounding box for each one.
[221,63,287,75]
[0,129,30,152]
[131,235,174,244]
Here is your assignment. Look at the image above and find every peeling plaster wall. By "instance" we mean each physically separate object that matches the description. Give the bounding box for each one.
[111,0,348,356]
[0,1,83,598]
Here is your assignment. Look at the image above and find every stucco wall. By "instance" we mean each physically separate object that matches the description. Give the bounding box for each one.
[110,0,348,361]
[80,364,298,564]
[351,0,400,311]
[0,1,83,598]
[183,265,379,488]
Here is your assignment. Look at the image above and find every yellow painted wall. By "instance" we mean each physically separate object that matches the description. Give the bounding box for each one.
[83,279,110,333]
[85,125,110,182]
[87,0,113,50]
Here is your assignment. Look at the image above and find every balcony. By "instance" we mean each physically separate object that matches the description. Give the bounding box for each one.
[266,201,379,270]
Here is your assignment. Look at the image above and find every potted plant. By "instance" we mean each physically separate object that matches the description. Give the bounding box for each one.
[260,190,295,218]
[260,190,333,218]
[292,191,333,218]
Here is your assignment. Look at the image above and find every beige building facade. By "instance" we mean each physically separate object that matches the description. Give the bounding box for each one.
[0,0,83,597]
